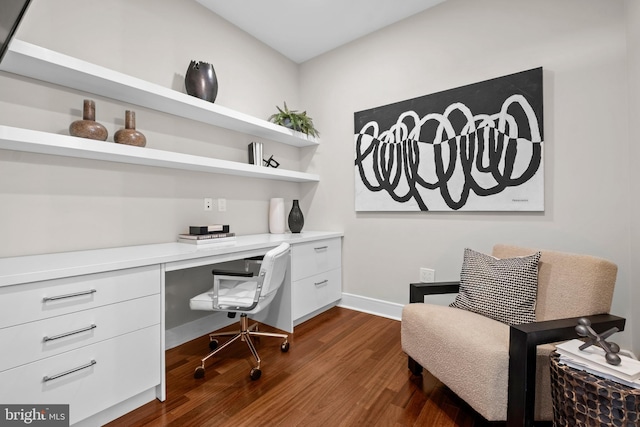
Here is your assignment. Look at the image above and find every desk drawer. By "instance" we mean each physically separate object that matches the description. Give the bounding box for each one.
[0,325,161,425]
[0,294,160,372]
[291,238,341,282]
[0,265,160,329]
[292,268,342,320]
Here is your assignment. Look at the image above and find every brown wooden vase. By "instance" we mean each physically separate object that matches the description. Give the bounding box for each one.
[69,99,108,141]
[114,110,146,147]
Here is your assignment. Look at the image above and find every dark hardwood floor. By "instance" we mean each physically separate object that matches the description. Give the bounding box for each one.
[106,307,488,426]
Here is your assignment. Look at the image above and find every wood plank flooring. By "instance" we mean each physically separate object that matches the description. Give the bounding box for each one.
[106,307,490,427]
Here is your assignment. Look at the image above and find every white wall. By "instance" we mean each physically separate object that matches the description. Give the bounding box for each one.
[0,0,305,257]
[626,0,640,354]
[300,0,634,348]
[1,0,637,351]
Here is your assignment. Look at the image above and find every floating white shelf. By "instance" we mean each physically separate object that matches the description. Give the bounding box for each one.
[0,126,320,183]
[0,39,319,148]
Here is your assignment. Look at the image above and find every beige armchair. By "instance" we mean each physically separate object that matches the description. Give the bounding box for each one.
[401,244,626,427]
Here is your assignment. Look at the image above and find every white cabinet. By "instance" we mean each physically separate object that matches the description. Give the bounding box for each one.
[0,326,161,425]
[291,237,342,320]
[0,233,343,425]
[0,265,159,328]
[0,265,162,425]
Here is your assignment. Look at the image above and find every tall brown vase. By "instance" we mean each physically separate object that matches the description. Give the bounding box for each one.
[114,110,146,147]
[69,99,108,141]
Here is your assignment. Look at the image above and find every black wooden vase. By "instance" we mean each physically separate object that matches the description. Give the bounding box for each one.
[288,200,304,233]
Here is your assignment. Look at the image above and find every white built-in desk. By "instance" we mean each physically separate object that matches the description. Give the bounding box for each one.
[0,231,343,426]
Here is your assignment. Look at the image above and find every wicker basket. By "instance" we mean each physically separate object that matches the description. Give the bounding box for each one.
[550,352,640,426]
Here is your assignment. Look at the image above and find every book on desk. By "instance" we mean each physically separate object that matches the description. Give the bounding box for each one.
[189,225,230,234]
[178,227,235,245]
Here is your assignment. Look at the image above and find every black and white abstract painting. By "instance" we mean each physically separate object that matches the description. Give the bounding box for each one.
[354,67,544,212]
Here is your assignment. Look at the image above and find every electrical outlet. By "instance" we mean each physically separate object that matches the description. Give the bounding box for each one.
[204,198,213,211]
[420,268,435,283]
[218,198,227,212]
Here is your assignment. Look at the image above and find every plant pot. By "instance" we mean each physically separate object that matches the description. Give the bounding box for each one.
[282,118,302,133]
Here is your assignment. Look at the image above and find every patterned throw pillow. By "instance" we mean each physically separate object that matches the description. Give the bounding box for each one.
[449,248,541,325]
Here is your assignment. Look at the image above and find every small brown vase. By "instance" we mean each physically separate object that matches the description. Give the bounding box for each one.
[69,99,108,141]
[114,110,146,147]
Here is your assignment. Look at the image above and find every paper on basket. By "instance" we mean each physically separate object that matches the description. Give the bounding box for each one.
[556,339,640,384]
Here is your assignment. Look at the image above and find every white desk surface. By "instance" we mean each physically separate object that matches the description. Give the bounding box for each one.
[0,231,343,288]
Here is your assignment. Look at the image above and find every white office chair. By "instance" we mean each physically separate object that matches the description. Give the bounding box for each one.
[189,242,291,380]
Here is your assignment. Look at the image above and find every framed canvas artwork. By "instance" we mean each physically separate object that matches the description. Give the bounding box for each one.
[354,67,544,212]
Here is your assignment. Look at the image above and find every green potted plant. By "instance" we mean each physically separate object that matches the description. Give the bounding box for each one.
[268,102,320,137]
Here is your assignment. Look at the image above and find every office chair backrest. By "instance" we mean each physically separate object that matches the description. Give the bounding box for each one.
[492,244,617,322]
[258,242,290,299]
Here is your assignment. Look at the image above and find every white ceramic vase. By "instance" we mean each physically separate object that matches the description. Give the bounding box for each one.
[269,198,285,234]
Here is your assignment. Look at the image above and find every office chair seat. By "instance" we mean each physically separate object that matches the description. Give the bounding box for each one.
[189,242,291,380]
[190,279,261,310]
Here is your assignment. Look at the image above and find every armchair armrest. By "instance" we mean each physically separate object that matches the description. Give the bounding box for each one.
[506,314,626,427]
[409,281,460,303]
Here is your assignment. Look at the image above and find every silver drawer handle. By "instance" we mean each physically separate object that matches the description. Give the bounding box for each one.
[43,324,97,342]
[43,359,96,382]
[43,289,96,303]
[314,246,328,251]
[314,280,329,287]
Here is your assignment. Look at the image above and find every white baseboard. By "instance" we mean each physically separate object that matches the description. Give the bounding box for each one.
[338,293,403,321]
[166,293,404,349]
[74,388,156,426]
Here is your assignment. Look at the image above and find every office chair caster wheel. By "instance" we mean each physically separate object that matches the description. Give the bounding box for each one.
[194,366,205,379]
[209,339,218,351]
[250,367,262,381]
[281,342,290,352]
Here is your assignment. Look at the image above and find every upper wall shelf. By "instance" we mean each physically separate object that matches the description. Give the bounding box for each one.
[0,39,319,148]
[0,125,320,183]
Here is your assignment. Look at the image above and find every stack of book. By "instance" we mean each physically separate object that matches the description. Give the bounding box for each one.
[556,339,640,388]
[177,225,235,246]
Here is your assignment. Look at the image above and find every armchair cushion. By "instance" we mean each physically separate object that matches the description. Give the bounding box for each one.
[401,303,554,421]
[450,248,541,326]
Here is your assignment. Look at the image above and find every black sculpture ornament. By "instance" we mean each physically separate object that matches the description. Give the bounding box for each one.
[575,317,621,365]
[185,60,218,103]
[263,155,280,168]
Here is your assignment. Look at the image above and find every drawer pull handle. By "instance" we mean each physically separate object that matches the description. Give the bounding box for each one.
[43,359,96,382]
[314,280,329,287]
[43,324,97,342]
[314,246,328,251]
[43,289,96,303]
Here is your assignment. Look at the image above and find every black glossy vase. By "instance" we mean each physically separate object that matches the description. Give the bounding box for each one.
[185,60,218,103]
[288,200,304,233]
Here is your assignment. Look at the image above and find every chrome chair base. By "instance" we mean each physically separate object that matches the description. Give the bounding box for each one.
[194,313,289,380]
